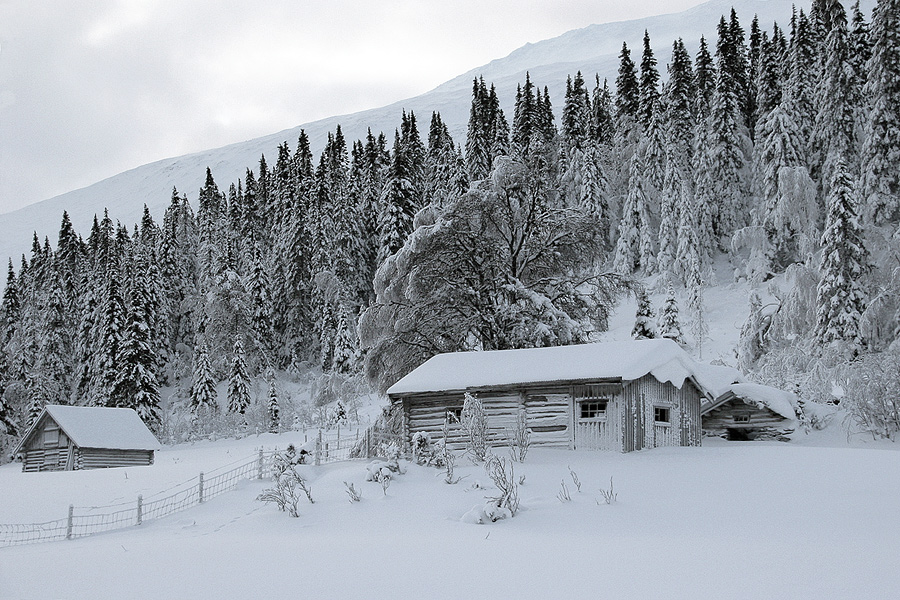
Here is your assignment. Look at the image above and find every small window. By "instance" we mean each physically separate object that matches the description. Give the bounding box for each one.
[448,407,463,422]
[733,413,750,424]
[580,400,608,420]
[654,406,670,424]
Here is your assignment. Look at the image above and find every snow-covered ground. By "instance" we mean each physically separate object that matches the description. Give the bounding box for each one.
[1,424,898,599]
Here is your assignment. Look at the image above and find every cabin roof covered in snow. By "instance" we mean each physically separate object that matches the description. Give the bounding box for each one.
[15,405,161,452]
[387,339,726,397]
[702,383,799,421]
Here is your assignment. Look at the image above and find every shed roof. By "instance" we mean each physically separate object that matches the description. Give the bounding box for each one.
[15,405,161,453]
[702,383,799,421]
[387,339,735,398]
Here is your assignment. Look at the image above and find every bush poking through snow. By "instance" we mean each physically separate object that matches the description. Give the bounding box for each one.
[344,481,362,503]
[461,392,489,462]
[484,454,519,516]
[412,431,445,467]
[366,458,404,495]
[598,477,617,505]
[461,501,513,524]
[256,447,314,517]
[506,411,531,462]
[568,466,582,492]
[557,480,572,502]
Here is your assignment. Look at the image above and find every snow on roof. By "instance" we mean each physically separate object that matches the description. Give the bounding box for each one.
[39,405,161,451]
[726,383,799,421]
[691,362,746,399]
[387,339,720,397]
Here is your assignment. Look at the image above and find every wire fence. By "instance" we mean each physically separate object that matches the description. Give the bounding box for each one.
[1,424,405,548]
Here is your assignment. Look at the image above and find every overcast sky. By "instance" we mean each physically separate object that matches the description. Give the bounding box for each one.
[0,0,704,215]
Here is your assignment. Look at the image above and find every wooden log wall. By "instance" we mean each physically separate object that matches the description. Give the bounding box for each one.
[79,449,154,470]
[702,398,794,439]
[524,387,572,449]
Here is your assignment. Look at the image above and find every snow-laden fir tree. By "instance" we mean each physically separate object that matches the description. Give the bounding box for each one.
[658,282,685,344]
[614,157,654,275]
[190,344,217,415]
[737,290,768,370]
[111,254,161,428]
[639,30,661,128]
[377,130,417,265]
[632,287,657,339]
[579,145,611,250]
[227,339,251,415]
[811,0,855,198]
[815,157,869,355]
[590,76,614,146]
[686,248,708,358]
[266,369,280,433]
[860,0,900,224]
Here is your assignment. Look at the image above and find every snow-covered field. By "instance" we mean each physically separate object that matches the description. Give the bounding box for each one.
[1,425,898,600]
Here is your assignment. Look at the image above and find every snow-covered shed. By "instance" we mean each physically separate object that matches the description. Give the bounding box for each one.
[387,339,719,453]
[13,405,161,472]
[701,383,799,441]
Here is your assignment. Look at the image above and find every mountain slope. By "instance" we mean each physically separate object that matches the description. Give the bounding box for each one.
[0,0,870,265]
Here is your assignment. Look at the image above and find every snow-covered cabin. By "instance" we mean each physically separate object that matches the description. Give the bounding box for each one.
[13,405,161,472]
[387,339,720,453]
[701,383,799,441]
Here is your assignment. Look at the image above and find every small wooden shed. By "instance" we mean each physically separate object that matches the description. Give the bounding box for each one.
[701,383,798,441]
[13,405,161,472]
[387,339,720,453]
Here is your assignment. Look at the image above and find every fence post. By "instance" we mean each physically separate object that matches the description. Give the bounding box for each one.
[315,430,322,466]
[198,472,205,503]
[257,448,264,479]
[136,495,143,525]
[66,505,74,540]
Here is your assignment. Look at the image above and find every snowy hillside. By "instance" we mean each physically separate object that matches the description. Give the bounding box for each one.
[0,0,872,266]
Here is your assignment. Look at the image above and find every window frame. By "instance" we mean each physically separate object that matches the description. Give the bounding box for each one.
[578,399,609,422]
[733,413,750,424]
[653,406,671,426]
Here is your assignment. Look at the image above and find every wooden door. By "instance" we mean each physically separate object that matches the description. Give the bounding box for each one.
[573,386,621,451]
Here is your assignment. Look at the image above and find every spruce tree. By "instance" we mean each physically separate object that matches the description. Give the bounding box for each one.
[694,36,715,115]
[860,0,900,224]
[815,158,869,355]
[590,76,615,146]
[613,157,653,275]
[377,130,417,265]
[658,283,685,344]
[227,339,251,415]
[266,369,279,433]
[579,146,611,250]
[812,0,855,199]
[190,344,218,414]
[639,30,661,127]
[616,43,640,122]
[632,287,657,339]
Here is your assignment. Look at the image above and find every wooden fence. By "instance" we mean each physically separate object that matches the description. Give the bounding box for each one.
[1,424,404,548]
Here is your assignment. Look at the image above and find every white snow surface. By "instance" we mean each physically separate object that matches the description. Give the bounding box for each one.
[728,382,799,420]
[2,429,899,599]
[19,405,161,452]
[388,338,717,397]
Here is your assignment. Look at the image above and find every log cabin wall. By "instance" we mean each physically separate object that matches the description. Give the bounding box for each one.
[21,414,73,472]
[79,448,154,469]
[702,398,794,440]
[397,377,704,454]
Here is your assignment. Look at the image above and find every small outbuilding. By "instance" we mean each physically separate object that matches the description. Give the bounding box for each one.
[13,405,161,472]
[387,339,722,453]
[701,383,798,441]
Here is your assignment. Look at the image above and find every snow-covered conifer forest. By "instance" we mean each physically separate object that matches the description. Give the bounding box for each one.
[2,0,899,455]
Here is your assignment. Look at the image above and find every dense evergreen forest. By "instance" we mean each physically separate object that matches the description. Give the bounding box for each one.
[1,0,899,453]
